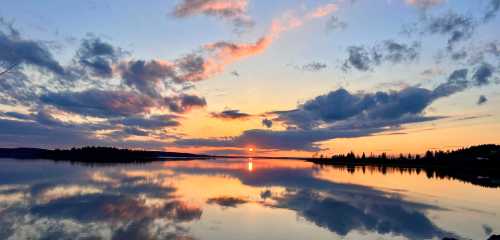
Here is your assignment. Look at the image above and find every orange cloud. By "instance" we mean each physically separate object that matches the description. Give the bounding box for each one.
[198,3,339,78]
[308,3,338,18]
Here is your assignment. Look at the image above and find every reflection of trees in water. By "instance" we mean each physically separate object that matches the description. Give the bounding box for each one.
[314,164,500,188]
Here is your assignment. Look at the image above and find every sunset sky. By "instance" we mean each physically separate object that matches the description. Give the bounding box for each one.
[1,0,499,156]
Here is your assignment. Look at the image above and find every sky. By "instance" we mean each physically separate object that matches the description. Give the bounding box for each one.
[0,0,499,157]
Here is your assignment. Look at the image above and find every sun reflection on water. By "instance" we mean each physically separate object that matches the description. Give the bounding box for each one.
[247,158,253,172]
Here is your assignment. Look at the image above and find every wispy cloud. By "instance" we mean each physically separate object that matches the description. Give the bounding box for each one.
[172,0,254,31]
[405,0,445,9]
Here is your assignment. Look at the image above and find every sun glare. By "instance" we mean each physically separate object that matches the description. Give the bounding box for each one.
[247,159,253,172]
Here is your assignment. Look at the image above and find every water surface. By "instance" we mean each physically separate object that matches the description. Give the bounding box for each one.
[1,158,499,240]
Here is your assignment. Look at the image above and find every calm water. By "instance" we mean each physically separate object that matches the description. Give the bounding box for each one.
[1,158,499,240]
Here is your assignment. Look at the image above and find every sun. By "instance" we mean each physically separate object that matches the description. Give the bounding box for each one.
[248,147,254,153]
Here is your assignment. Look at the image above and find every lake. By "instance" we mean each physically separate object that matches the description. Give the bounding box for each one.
[1,158,499,240]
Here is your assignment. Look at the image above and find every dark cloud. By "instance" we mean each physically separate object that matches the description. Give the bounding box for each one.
[110,114,181,129]
[379,40,420,64]
[0,109,173,147]
[0,25,64,75]
[40,89,157,118]
[343,46,372,71]
[448,40,500,65]
[261,118,273,128]
[343,41,420,72]
[164,94,207,113]
[260,190,272,199]
[40,89,206,118]
[230,70,240,77]
[432,68,469,97]
[0,117,107,148]
[0,111,32,120]
[206,196,248,208]
[211,109,251,120]
[424,12,476,50]
[276,87,436,131]
[120,60,177,97]
[478,95,488,105]
[119,56,213,97]
[484,0,500,22]
[175,66,498,151]
[172,0,254,31]
[174,54,210,82]
[473,62,495,86]
[301,62,327,72]
[325,16,347,31]
[175,128,382,151]
[76,37,124,78]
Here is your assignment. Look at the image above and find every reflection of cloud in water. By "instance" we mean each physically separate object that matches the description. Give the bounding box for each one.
[270,189,452,239]
[207,196,248,208]
[0,159,477,239]
[169,159,456,239]
[31,194,201,223]
[38,185,103,203]
[0,160,202,240]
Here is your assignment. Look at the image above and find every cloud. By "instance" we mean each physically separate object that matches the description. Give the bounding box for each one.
[472,62,495,86]
[194,3,339,78]
[484,0,500,22]
[172,0,254,30]
[110,114,181,129]
[308,3,338,18]
[206,196,248,208]
[262,118,273,128]
[405,0,444,9]
[379,40,420,64]
[163,94,207,113]
[119,60,178,97]
[0,25,64,75]
[325,16,347,31]
[423,12,476,50]
[40,89,157,118]
[272,189,450,239]
[300,62,327,72]
[211,109,251,120]
[343,46,372,71]
[276,87,437,130]
[432,68,469,97]
[0,22,214,147]
[175,66,498,152]
[76,37,124,78]
[166,159,456,238]
[343,40,420,72]
[477,95,488,105]
[175,128,383,151]
[0,108,175,146]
